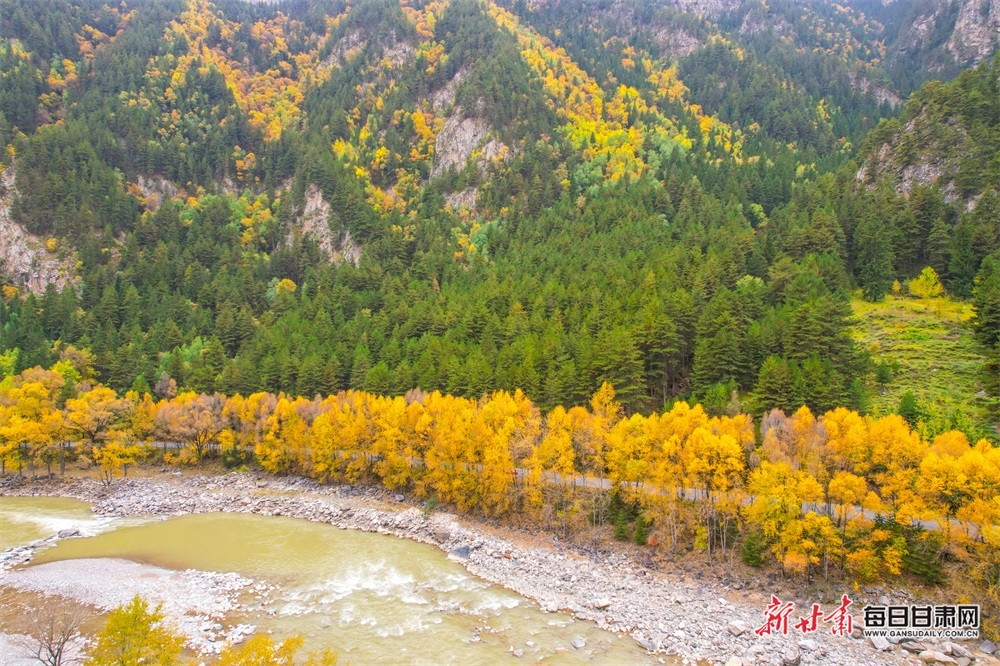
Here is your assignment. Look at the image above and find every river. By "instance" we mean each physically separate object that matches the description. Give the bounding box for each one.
[1,497,665,665]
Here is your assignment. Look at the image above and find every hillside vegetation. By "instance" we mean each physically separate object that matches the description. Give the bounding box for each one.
[852,293,992,440]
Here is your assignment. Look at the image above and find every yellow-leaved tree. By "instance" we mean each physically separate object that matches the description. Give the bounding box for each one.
[682,419,745,562]
[908,266,944,299]
[257,397,313,475]
[827,470,868,529]
[605,412,652,499]
[469,390,535,517]
[525,405,578,532]
[217,633,337,666]
[577,383,620,480]
[155,392,226,464]
[65,386,128,446]
[0,381,64,476]
[369,394,414,489]
[745,461,824,573]
[422,392,476,511]
[85,596,183,666]
[92,431,142,488]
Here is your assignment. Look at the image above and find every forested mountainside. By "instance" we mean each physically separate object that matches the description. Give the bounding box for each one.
[0,0,996,442]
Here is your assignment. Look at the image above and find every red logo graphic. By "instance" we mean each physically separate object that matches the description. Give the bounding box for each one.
[756,594,854,637]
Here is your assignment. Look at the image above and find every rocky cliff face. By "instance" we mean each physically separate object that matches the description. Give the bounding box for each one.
[430,112,492,180]
[430,106,512,194]
[848,72,904,107]
[0,167,78,295]
[286,184,362,265]
[947,0,1000,63]
[857,110,975,208]
[886,0,1000,68]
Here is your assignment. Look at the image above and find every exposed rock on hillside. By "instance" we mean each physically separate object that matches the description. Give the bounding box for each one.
[947,0,1000,64]
[668,0,739,19]
[857,114,970,206]
[650,24,701,59]
[324,28,365,65]
[430,111,491,179]
[848,73,903,107]
[431,66,469,113]
[444,187,478,210]
[287,184,361,265]
[135,175,180,211]
[739,8,791,37]
[0,168,78,295]
[887,0,1000,69]
[325,27,413,68]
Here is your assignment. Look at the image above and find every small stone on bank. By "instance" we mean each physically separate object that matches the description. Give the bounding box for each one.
[869,635,891,651]
[940,642,971,658]
[901,641,927,653]
[782,647,800,666]
[727,620,747,636]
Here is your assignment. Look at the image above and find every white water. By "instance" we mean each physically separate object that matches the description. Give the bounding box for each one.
[2,500,669,664]
[0,497,119,550]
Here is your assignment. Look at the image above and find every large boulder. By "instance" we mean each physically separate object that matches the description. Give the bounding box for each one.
[727,620,748,636]
[869,635,892,651]
[447,545,470,561]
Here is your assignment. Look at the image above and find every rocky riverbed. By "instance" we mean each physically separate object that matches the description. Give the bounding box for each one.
[2,472,997,666]
[2,558,260,653]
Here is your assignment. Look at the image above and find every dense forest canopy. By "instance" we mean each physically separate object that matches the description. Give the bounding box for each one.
[0,0,995,444]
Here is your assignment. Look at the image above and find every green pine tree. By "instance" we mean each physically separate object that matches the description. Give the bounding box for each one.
[854,215,895,302]
[971,254,1000,349]
[364,361,392,395]
[350,344,372,391]
[751,356,797,413]
[926,218,952,279]
[189,337,226,394]
[898,391,923,428]
[633,513,651,545]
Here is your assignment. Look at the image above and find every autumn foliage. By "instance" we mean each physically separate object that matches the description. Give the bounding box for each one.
[2,360,998,595]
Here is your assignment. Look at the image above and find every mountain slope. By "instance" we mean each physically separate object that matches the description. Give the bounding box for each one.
[0,0,996,438]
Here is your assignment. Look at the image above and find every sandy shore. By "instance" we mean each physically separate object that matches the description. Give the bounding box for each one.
[1,472,992,666]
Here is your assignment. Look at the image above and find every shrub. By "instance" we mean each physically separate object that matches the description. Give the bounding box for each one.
[741,531,766,567]
[613,511,632,541]
[633,513,651,545]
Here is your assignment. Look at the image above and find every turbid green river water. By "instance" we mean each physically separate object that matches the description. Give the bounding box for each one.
[2,498,664,665]
[0,497,114,550]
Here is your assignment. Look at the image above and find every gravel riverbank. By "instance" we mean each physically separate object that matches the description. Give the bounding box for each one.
[1,558,259,653]
[1,472,994,666]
